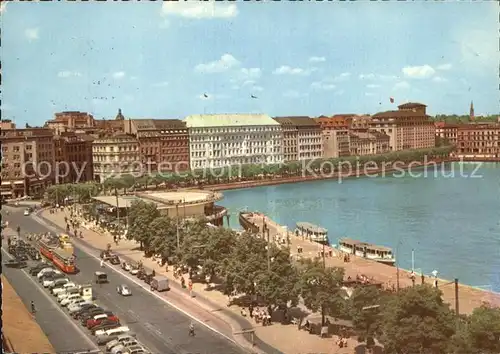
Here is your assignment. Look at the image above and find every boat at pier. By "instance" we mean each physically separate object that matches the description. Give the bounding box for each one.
[294,222,329,245]
[338,237,395,266]
[238,211,261,233]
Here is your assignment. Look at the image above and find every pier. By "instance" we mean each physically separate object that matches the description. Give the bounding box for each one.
[242,212,500,315]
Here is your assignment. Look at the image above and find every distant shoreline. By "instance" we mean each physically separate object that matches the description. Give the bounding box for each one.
[207,158,454,192]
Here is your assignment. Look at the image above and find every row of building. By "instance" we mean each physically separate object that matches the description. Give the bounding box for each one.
[1,102,496,198]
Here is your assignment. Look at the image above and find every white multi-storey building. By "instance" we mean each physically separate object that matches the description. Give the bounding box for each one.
[184,114,284,170]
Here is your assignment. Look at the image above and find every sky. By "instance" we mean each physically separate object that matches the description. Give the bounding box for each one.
[1,1,498,127]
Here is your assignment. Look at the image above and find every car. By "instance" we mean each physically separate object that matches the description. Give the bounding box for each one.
[23,209,30,216]
[56,287,80,301]
[116,284,132,296]
[78,307,105,322]
[52,282,76,296]
[106,335,138,352]
[96,326,130,338]
[91,321,121,335]
[121,262,131,272]
[39,271,61,283]
[94,271,108,284]
[42,274,67,288]
[85,312,114,327]
[68,300,94,313]
[69,302,96,316]
[110,340,141,354]
[47,278,69,289]
[129,265,139,276]
[4,259,27,269]
[16,253,29,261]
[97,332,137,346]
[30,263,51,275]
[37,268,57,279]
[67,298,90,311]
[70,303,98,319]
[122,344,146,354]
[109,255,120,265]
[60,294,82,306]
[87,314,119,329]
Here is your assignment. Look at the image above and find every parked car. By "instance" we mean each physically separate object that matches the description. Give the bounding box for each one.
[67,298,91,311]
[116,284,132,296]
[121,262,131,272]
[23,209,30,216]
[57,287,80,301]
[106,335,138,352]
[37,268,57,279]
[79,308,105,322]
[87,314,119,329]
[47,278,69,289]
[69,303,96,317]
[91,321,121,335]
[60,294,82,306]
[110,341,141,354]
[95,326,130,338]
[30,263,51,275]
[52,282,76,296]
[122,344,146,354]
[42,273,67,288]
[68,300,94,313]
[4,259,27,269]
[96,332,136,346]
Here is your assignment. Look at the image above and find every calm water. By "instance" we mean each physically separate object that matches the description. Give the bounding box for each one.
[221,162,500,292]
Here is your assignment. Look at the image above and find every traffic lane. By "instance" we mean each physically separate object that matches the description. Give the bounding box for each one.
[16,211,246,354]
[1,248,98,354]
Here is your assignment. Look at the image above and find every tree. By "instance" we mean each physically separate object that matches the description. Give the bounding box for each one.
[380,284,456,354]
[449,304,500,354]
[149,216,178,264]
[298,258,347,326]
[127,200,160,252]
[349,285,388,337]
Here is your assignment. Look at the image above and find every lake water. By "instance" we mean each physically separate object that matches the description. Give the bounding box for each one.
[220,162,500,292]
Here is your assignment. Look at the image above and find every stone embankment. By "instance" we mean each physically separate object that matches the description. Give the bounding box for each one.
[243,212,500,315]
[207,159,452,191]
[2,275,56,353]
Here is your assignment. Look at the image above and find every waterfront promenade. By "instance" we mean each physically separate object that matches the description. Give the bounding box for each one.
[243,212,500,315]
[40,208,358,354]
[2,275,56,353]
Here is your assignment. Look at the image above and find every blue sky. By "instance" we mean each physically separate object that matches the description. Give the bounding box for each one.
[1,1,498,127]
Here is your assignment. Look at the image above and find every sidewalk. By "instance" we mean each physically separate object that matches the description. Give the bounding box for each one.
[247,213,500,315]
[40,209,356,354]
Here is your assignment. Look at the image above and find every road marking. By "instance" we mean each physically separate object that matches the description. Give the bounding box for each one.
[0,247,99,352]
[31,213,239,347]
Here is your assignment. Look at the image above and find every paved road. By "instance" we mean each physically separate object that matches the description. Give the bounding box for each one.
[4,209,246,354]
[1,238,99,353]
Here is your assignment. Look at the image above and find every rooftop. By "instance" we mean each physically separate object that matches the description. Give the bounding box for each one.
[397,102,427,109]
[273,116,320,127]
[296,222,328,234]
[184,113,280,128]
[339,237,393,252]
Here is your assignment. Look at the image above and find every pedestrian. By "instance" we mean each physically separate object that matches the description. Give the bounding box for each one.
[100,259,104,268]
[188,279,193,297]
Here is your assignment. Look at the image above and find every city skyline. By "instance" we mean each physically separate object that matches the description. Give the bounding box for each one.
[1,1,498,127]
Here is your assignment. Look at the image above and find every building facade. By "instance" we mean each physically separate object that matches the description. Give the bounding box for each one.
[435,122,458,146]
[456,123,500,159]
[54,133,94,184]
[370,103,435,151]
[92,134,141,182]
[315,116,350,158]
[124,118,190,173]
[1,127,55,198]
[185,114,283,170]
[273,116,322,161]
[349,130,390,156]
[45,111,96,134]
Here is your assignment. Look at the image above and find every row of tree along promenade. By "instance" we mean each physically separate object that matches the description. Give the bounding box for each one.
[46,195,500,354]
[46,146,455,202]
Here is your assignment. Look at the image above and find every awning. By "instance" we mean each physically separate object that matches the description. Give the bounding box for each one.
[14,181,24,185]
[1,182,11,186]
[1,191,13,195]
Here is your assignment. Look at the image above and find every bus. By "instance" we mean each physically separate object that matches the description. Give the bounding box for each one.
[52,249,77,274]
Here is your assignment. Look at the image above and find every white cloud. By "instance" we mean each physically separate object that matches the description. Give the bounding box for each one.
[359,73,399,81]
[309,56,326,63]
[402,65,436,79]
[25,28,39,41]
[432,76,448,83]
[239,67,261,80]
[437,63,452,71]
[273,66,311,76]
[152,81,169,87]
[393,81,410,90]
[311,82,336,91]
[195,54,240,74]
[162,2,238,19]
[332,72,351,82]
[283,90,308,98]
[365,92,375,97]
[57,71,82,78]
[366,84,381,89]
[112,71,126,79]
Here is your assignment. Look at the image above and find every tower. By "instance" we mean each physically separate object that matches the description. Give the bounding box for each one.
[469,101,475,121]
[115,108,124,121]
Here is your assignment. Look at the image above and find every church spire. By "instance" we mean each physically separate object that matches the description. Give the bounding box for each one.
[115,108,124,121]
[469,101,475,121]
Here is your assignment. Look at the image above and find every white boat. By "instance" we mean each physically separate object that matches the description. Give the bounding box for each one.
[338,238,395,266]
[295,222,328,245]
